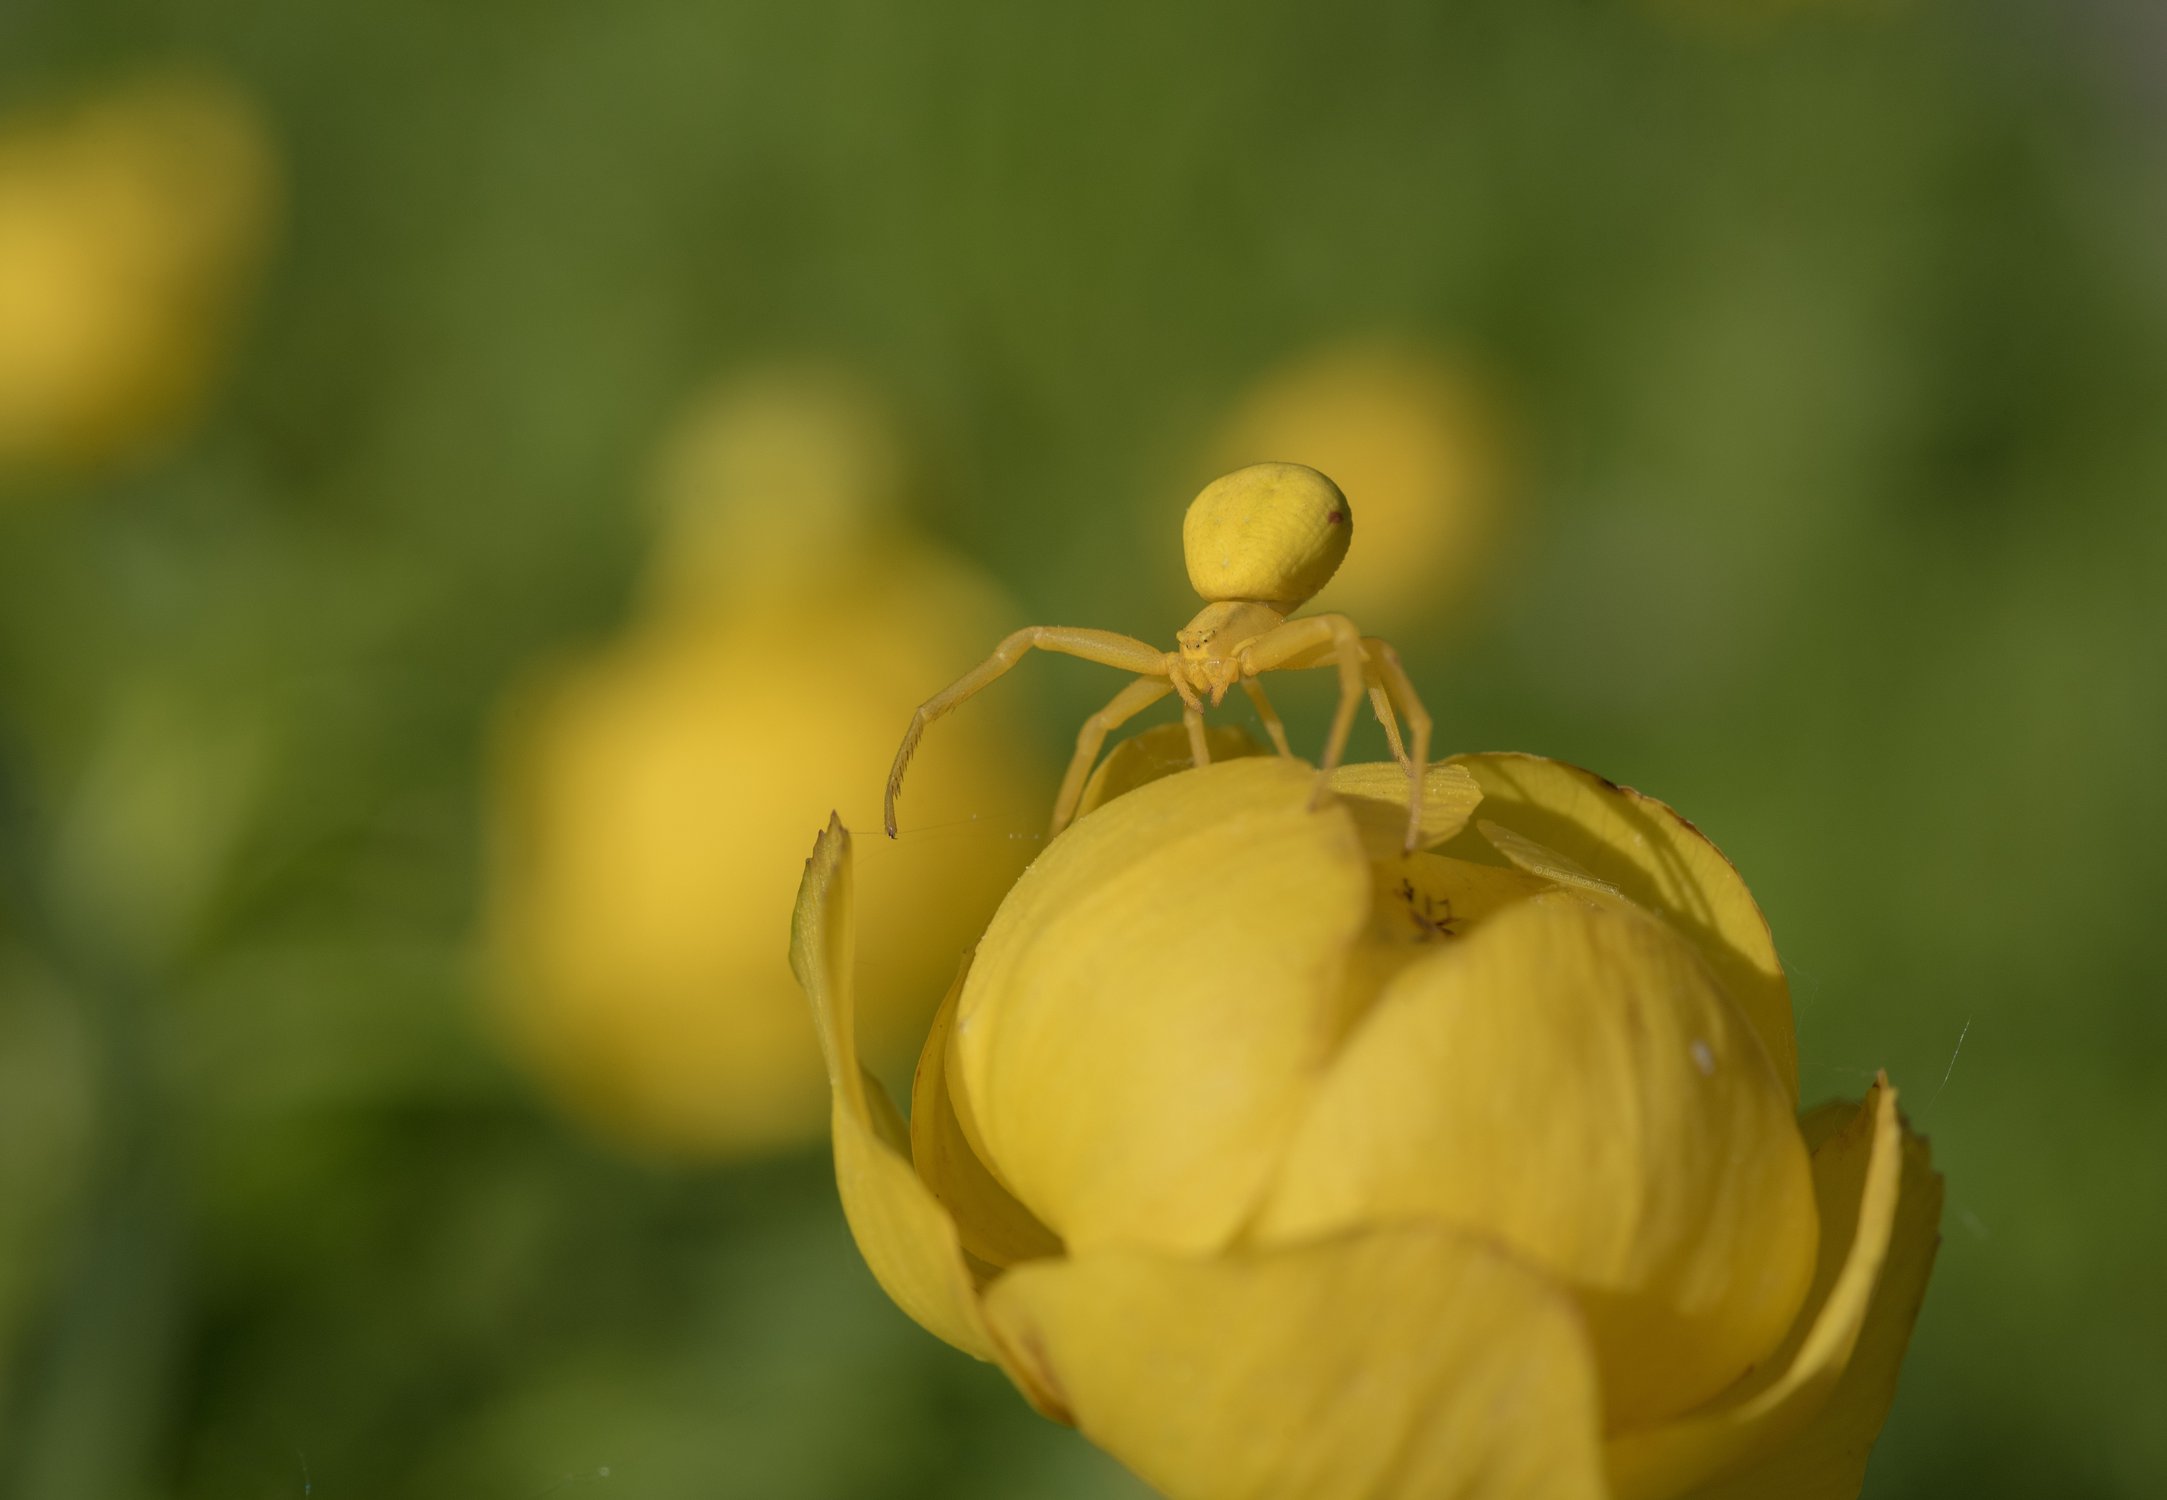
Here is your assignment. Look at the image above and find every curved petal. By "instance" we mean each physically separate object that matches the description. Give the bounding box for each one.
[909,954,1064,1270]
[1258,894,1815,1427]
[983,1224,1607,1500]
[1074,726,1480,859]
[1681,1116,1942,1499]
[1453,753,1798,1104]
[1605,1077,1940,1500]
[1329,760,1483,858]
[1075,721,1265,821]
[1335,848,1554,1005]
[791,815,991,1359]
[956,757,1371,1253]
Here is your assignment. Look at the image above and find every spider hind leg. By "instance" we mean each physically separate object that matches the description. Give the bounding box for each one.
[1237,613,1432,852]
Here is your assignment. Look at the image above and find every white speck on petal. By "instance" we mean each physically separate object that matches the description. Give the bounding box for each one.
[1690,1038,1715,1076]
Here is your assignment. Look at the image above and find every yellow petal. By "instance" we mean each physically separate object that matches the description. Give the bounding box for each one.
[1681,1123,1942,1500]
[1258,894,1816,1427]
[983,1224,1606,1500]
[1074,720,1264,822]
[1605,1077,1940,1500]
[1077,722,1479,858]
[956,757,1370,1253]
[1329,759,1483,858]
[1473,817,1620,897]
[1454,753,1798,1104]
[791,815,991,1359]
[909,954,1064,1271]
[1337,850,1553,1012]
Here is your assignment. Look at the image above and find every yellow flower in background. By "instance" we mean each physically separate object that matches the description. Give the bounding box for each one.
[795,735,1941,1499]
[640,366,916,608]
[0,73,276,474]
[1209,340,1510,626]
[488,371,1041,1157]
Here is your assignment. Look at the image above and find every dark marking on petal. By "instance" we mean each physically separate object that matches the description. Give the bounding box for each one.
[1018,1329,1075,1425]
[1398,877,1459,941]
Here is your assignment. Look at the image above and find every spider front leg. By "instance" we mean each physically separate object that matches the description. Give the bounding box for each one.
[1366,672,1406,765]
[1051,675,1175,836]
[1240,679,1295,757]
[1363,637,1432,852]
[885,625,1169,837]
[1183,706,1211,768]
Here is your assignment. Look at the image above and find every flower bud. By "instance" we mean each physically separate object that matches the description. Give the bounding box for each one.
[488,372,1039,1157]
[795,733,1942,1498]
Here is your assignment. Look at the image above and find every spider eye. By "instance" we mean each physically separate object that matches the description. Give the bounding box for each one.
[1182,463,1352,607]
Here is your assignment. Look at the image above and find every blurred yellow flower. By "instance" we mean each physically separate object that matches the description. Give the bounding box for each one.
[795,738,1941,1500]
[641,366,916,607]
[1208,340,1510,626]
[487,371,1042,1157]
[0,73,276,474]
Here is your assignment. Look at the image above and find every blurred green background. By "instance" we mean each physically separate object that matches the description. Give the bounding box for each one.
[3,1,2164,1496]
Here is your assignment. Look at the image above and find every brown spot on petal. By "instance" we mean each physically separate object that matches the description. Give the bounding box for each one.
[1018,1329,1075,1425]
[1550,756,1628,796]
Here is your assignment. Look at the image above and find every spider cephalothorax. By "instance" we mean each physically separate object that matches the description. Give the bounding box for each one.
[884,462,1432,849]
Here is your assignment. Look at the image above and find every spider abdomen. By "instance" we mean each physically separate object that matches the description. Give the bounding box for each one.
[1182,462,1352,608]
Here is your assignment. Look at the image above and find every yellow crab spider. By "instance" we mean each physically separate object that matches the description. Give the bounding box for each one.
[883,462,1433,850]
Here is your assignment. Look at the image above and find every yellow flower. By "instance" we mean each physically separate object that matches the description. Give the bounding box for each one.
[1208,341,1510,626]
[487,371,1040,1157]
[0,74,275,474]
[794,733,1942,1499]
